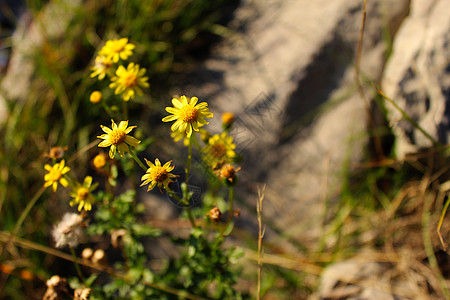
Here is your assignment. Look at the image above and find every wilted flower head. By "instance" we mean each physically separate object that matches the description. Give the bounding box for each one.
[74,288,91,300]
[208,206,222,223]
[43,275,68,300]
[52,213,85,248]
[45,146,67,160]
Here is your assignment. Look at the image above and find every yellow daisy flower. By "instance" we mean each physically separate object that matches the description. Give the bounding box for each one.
[109,63,149,101]
[202,132,236,166]
[70,176,98,211]
[97,119,141,159]
[98,37,135,63]
[162,95,213,138]
[44,160,70,192]
[140,158,178,192]
[90,55,113,80]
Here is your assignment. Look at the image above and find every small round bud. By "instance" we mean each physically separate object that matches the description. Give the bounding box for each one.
[93,153,107,169]
[81,248,93,260]
[90,91,102,103]
[222,112,235,129]
[92,249,105,264]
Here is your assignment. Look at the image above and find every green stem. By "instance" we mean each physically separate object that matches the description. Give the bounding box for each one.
[101,100,114,118]
[70,246,85,283]
[129,149,147,172]
[1,185,47,257]
[376,86,441,147]
[227,185,234,224]
[185,134,193,188]
[185,205,197,228]
[167,189,197,228]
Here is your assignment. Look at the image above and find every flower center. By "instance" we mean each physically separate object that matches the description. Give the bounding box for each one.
[109,129,126,145]
[179,105,198,123]
[210,143,226,159]
[77,187,89,200]
[122,73,137,87]
[48,168,62,181]
[111,42,125,53]
[150,166,168,182]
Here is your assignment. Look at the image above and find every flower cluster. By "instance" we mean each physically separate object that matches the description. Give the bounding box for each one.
[91,38,149,101]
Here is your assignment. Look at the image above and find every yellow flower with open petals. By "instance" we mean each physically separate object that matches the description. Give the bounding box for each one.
[162,96,213,138]
[70,176,98,211]
[97,120,141,159]
[90,55,113,80]
[202,132,236,167]
[140,158,178,192]
[44,160,70,192]
[98,38,135,63]
[109,63,149,101]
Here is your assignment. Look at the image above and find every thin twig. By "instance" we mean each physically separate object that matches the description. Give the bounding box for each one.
[256,184,266,300]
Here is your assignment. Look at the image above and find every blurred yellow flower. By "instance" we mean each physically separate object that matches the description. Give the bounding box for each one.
[162,95,213,138]
[97,120,141,159]
[44,160,70,192]
[70,176,97,211]
[90,55,113,80]
[109,63,149,101]
[140,158,177,192]
[98,38,135,63]
[90,91,102,103]
[203,132,236,166]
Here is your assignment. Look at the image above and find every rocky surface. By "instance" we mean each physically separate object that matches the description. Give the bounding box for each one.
[381,0,450,158]
[176,0,411,243]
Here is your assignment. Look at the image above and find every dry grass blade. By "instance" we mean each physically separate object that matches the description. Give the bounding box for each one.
[256,184,266,300]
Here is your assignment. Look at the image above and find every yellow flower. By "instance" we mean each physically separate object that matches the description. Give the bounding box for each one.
[140,158,178,192]
[70,176,98,211]
[97,120,141,159]
[202,132,236,166]
[109,63,149,101]
[90,55,113,80]
[90,91,102,103]
[98,37,135,63]
[44,160,70,192]
[162,95,213,138]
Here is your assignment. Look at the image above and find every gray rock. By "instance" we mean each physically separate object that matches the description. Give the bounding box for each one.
[176,0,410,243]
[382,0,450,158]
